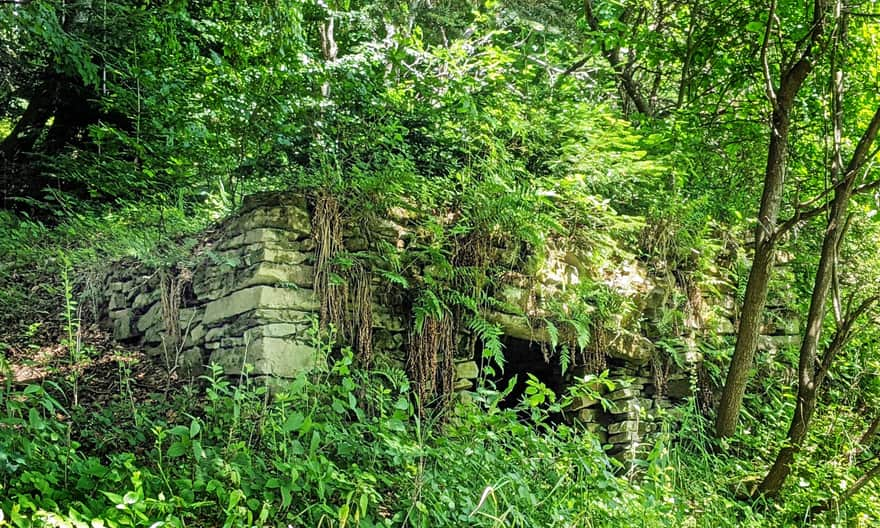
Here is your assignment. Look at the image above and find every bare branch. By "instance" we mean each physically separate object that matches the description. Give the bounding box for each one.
[761,0,779,108]
[816,293,880,387]
[583,0,652,116]
[859,415,880,447]
[774,107,880,239]
[811,461,880,517]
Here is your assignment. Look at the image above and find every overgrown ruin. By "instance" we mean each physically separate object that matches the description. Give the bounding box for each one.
[95,191,801,464]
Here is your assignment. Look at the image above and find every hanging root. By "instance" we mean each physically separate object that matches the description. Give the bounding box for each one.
[651,347,671,400]
[583,345,606,375]
[313,193,348,338]
[159,265,192,372]
[352,265,373,369]
[407,315,455,416]
[313,191,377,367]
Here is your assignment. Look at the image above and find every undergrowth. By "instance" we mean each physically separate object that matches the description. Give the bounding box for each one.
[0,331,873,527]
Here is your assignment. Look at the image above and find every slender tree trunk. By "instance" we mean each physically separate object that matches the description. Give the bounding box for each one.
[758,105,880,495]
[758,201,840,493]
[715,86,795,438]
[715,0,828,437]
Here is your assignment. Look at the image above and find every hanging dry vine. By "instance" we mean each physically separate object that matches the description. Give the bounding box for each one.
[407,315,455,416]
[312,192,377,368]
[452,231,492,356]
[582,344,607,375]
[651,348,672,400]
[312,193,348,337]
[159,265,193,373]
[351,265,374,368]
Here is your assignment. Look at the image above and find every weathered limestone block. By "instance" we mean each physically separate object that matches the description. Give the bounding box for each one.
[133,290,160,310]
[757,334,799,352]
[608,420,651,435]
[711,315,736,335]
[203,286,318,325]
[540,262,580,288]
[454,361,479,380]
[204,326,225,344]
[570,395,601,411]
[209,336,319,377]
[608,431,642,445]
[762,316,800,336]
[575,408,602,422]
[226,200,311,238]
[622,376,651,388]
[248,247,312,267]
[179,348,204,375]
[184,324,206,348]
[581,421,604,434]
[137,303,163,333]
[485,311,551,342]
[243,323,311,342]
[495,286,531,314]
[718,295,737,317]
[606,387,641,401]
[609,397,652,416]
[144,324,164,346]
[199,262,315,301]
[245,262,314,289]
[218,228,303,252]
[108,292,128,311]
[606,333,654,365]
[250,308,317,326]
[369,217,410,242]
[111,310,134,340]
[454,378,473,390]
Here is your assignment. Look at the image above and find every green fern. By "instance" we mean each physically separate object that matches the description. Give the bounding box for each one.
[376,269,409,288]
[413,289,447,333]
[468,315,505,373]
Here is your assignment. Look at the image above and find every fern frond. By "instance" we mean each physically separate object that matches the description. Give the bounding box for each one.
[468,315,505,372]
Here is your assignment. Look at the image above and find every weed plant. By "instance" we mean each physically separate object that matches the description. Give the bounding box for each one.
[0,338,876,526]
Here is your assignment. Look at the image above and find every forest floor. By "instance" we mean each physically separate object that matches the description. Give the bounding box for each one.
[0,319,191,455]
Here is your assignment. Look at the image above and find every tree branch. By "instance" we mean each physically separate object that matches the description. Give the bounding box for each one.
[583,0,652,116]
[773,106,880,239]
[816,293,880,387]
[811,460,880,517]
[761,0,779,109]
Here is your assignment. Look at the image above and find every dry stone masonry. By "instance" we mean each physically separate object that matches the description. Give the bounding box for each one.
[95,191,803,466]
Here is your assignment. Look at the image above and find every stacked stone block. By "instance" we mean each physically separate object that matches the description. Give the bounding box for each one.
[96,191,806,468]
[98,193,422,382]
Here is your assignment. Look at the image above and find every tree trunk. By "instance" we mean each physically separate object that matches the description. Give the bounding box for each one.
[758,104,880,495]
[715,90,795,438]
[715,0,828,438]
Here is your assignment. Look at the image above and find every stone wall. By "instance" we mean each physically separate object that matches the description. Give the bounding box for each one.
[95,191,802,466]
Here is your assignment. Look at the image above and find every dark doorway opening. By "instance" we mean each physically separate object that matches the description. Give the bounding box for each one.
[478,336,565,417]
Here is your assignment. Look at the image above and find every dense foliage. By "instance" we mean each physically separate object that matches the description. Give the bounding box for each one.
[3,0,880,526]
